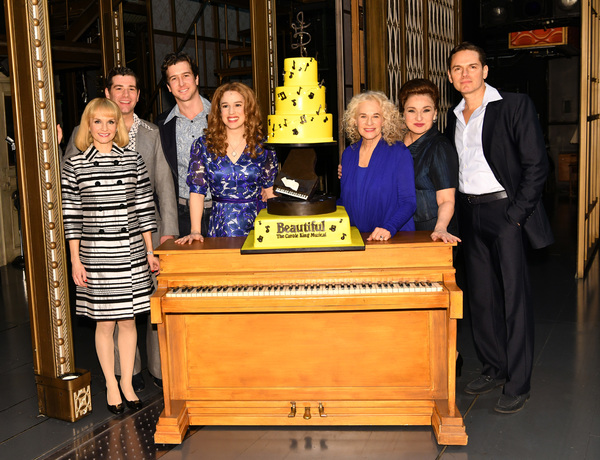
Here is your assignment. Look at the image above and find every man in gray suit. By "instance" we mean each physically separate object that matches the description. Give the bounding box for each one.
[65,67,177,389]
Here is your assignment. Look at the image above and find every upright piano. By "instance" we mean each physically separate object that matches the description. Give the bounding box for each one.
[151,233,468,445]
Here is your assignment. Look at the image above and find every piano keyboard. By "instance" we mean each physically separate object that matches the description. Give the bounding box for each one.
[166,281,443,297]
[275,187,309,200]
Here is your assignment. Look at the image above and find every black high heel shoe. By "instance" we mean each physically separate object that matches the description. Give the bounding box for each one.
[124,398,143,411]
[119,381,143,410]
[107,402,125,415]
[107,386,125,414]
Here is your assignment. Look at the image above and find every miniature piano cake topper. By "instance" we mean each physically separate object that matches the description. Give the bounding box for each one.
[281,177,300,192]
[291,12,311,57]
[273,149,319,201]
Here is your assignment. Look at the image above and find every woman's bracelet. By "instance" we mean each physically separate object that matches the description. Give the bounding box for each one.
[190,230,201,236]
[147,251,154,255]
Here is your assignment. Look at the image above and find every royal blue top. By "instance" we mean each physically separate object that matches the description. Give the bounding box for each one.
[338,138,416,236]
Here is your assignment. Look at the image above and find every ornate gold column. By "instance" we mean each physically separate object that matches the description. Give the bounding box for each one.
[365,0,388,93]
[4,0,91,422]
[99,0,125,73]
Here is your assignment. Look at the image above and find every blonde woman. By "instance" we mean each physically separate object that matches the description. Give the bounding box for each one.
[338,91,416,241]
[61,98,159,414]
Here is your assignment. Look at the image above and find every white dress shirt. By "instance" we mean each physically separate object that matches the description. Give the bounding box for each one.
[453,83,505,195]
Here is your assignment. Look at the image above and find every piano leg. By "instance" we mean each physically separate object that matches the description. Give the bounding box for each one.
[154,320,191,444]
[447,318,458,414]
[154,399,189,444]
[432,399,468,445]
[431,318,467,446]
[156,321,171,413]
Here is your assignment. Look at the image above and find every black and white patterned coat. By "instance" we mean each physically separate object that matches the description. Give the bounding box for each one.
[61,144,157,320]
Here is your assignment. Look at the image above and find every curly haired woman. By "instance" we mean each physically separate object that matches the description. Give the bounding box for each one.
[338,91,416,241]
[176,82,278,241]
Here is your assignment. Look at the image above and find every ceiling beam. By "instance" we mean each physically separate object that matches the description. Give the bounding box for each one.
[65,2,99,42]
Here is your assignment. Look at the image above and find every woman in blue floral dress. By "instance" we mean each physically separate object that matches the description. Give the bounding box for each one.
[176,82,278,241]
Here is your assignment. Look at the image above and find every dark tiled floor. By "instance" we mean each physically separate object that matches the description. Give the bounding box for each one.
[1,195,599,459]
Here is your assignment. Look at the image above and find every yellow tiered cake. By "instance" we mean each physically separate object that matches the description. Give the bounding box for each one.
[267,57,333,144]
[252,206,353,249]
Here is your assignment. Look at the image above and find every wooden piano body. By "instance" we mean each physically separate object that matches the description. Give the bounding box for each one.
[151,232,468,445]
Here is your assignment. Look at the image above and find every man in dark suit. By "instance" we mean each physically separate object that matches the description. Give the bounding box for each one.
[446,42,554,413]
[155,52,212,237]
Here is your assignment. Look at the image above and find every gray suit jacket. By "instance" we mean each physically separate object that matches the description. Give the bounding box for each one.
[64,120,178,247]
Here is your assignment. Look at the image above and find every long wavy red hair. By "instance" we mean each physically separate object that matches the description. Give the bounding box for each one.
[205,82,265,159]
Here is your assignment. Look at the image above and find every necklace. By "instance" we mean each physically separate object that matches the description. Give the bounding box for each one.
[229,137,246,157]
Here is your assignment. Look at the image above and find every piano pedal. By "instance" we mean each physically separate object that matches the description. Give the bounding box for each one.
[318,402,327,417]
[288,401,297,418]
[303,406,311,420]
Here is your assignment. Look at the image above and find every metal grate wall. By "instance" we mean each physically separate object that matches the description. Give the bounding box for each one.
[577,0,600,277]
[428,0,456,128]
[386,0,458,129]
[387,1,404,105]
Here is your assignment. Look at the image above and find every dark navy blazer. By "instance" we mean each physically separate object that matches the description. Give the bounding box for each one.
[446,92,554,249]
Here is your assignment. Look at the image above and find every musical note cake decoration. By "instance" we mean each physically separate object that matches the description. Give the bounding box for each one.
[267,12,333,144]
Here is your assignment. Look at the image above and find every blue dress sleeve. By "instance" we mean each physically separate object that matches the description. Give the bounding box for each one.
[382,143,417,235]
[260,147,279,188]
[186,136,209,195]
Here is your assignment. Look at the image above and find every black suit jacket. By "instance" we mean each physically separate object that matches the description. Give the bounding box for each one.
[156,110,180,202]
[446,91,554,249]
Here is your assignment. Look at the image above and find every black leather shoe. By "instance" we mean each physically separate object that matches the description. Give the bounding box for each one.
[107,402,125,415]
[494,393,530,413]
[132,372,145,391]
[152,376,163,389]
[465,375,506,395]
[125,398,143,411]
